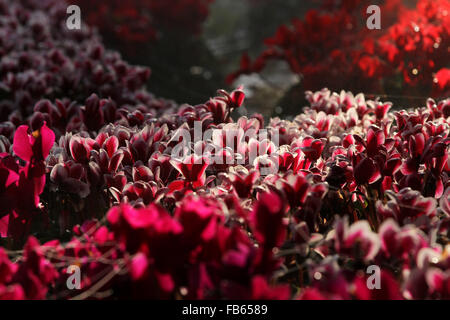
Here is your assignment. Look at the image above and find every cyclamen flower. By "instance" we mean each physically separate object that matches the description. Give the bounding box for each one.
[333,217,380,262]
[174,195,224,249]
[251,192,287,249]
[13,123,55,166]
[224,168,260,199]
[352,269,403,300]
[425,267,450,299]
[169,154,210,190]
[299,137,326,162]
[352,154,382,185]
[69,136,96,164]
[11,237,58,299]
[107,203,183,259]
[377,188,437,225]
[0,123,55,241]
[378,219,429,263]
[275,173,309,209]
[217,86,246,110]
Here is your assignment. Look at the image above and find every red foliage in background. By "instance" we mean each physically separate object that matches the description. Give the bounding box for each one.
[228,0,450,98]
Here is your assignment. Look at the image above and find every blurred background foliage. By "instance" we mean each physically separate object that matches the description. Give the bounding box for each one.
[75,0,317,119]
[76,0,449,120]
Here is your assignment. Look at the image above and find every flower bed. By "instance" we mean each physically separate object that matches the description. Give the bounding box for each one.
[0,0,449,300]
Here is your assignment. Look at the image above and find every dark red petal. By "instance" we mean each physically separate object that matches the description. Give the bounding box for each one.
[104,136,119,158]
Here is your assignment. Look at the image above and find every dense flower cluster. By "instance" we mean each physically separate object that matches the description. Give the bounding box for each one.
[2,83,449,299]
[0,0,175,140]
[0,0,449,300]
[228,0,450,98]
